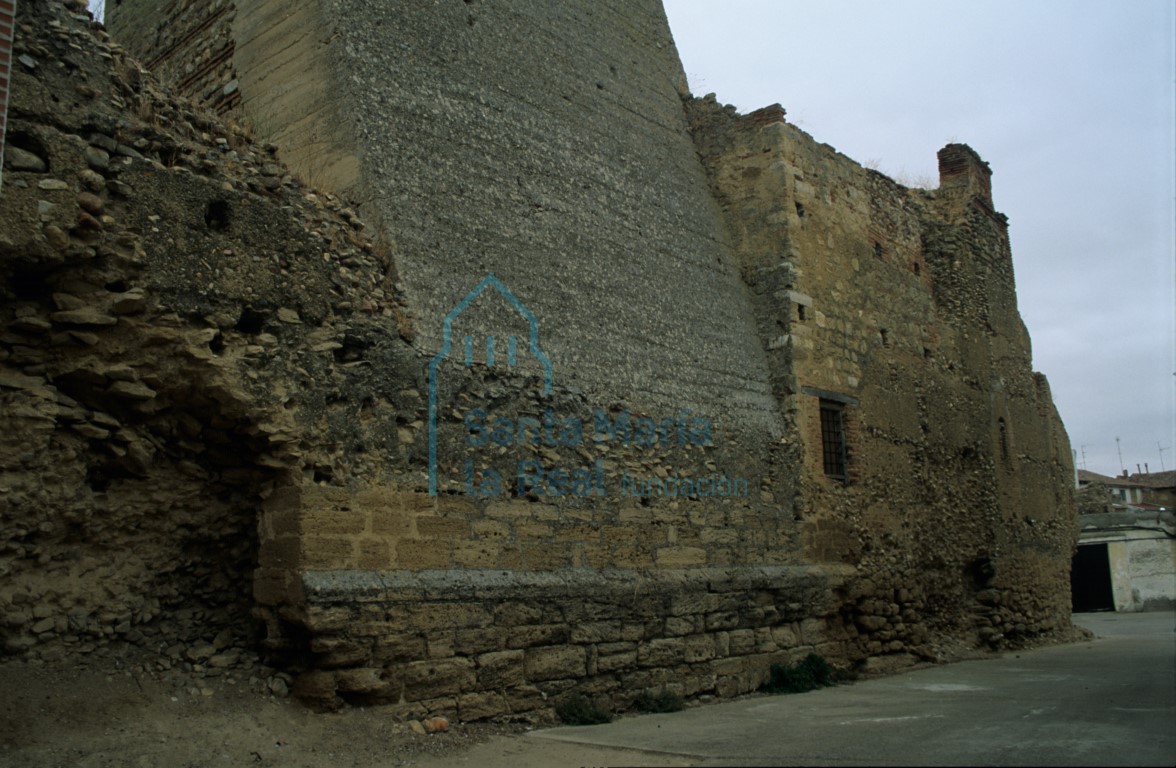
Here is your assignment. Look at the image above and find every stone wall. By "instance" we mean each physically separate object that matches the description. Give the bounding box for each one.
[107,1,362,197]
[1,0,1082,721]
[330,0,789,496]
[287,566,847,713]
[111,0,784,445]
[1076,481,1112,515]
[1,0,412,663]
[686,98,1077,649]
[105,0,239,113]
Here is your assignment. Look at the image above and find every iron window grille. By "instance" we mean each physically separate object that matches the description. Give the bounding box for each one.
[820,400,848,481]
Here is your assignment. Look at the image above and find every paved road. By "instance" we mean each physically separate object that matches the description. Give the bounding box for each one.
[423,611,1175,767]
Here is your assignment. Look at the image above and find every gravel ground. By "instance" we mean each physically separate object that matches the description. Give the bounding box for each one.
[0,647,530,768]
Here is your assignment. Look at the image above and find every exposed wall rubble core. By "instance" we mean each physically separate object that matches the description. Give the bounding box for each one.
[1,0,1079,720]
[2,0,415,662]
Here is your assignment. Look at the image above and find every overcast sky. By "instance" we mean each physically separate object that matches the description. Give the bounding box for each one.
[665,0,1176,478]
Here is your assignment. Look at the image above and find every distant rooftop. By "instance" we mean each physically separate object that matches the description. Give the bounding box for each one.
[1078,469,1176,489]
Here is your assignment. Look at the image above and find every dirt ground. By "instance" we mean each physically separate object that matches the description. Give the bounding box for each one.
[0,655,531,768]
[0,653,696,768]
[0,653,924,768]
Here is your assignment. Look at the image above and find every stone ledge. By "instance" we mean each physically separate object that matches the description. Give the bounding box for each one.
[300,564,853,605]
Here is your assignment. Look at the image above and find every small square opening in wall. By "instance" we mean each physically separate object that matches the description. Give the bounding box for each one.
[819,400,848,481]
[204,199,231,231]
[797,304,806,322]
[879,328,890,347]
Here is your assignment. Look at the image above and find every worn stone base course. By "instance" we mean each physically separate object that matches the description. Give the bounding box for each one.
[285,565,852,718]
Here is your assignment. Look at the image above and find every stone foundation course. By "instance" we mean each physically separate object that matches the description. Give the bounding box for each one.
[285,566,849,718]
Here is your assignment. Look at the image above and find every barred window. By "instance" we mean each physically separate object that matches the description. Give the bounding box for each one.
[820,400,848,480]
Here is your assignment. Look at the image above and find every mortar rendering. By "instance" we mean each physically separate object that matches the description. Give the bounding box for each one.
[0,0,1077,719]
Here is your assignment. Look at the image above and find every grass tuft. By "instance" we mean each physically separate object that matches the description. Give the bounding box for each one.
[634,689,684,713]
[761,653,834,694]
[555,694,611,725]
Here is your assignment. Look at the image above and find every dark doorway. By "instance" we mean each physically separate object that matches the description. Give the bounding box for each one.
[1071,543,1115,612]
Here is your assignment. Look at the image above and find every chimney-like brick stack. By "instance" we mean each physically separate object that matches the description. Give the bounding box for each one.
[937,142,994,210]
[0,0,14,193]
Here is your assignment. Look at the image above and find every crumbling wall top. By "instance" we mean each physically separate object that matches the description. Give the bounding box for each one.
[937,142,994,208]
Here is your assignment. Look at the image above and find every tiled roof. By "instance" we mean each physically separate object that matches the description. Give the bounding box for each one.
[1077,469,1129,485]
[1079,468,1176,489]
[1129,470,1176,489]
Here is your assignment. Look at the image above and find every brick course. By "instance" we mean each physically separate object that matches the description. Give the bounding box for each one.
[0,0,14,193]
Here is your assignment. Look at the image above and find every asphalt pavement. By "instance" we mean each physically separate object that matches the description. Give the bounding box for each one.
[425,611,1176,767]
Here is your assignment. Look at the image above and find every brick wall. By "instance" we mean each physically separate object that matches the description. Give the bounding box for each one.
[937,143,994,210]
[107,0,239,114]
[0,0,14,193]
